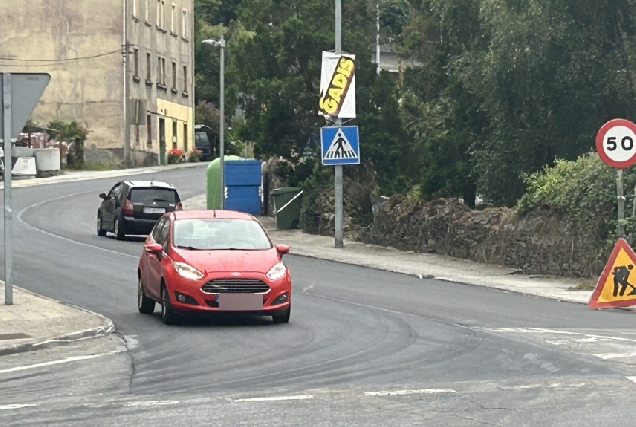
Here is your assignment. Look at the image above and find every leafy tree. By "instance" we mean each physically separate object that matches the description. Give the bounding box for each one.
[455,0,636,205]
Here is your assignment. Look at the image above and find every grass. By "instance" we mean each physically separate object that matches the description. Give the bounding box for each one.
[83,162,120,171]
[568,279,597,291]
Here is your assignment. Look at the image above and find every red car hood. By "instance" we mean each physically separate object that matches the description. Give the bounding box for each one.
[172,247,280,274]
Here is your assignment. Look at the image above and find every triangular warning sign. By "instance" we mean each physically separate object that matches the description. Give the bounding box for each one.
[589,238,636,309]
[324,128,357,160]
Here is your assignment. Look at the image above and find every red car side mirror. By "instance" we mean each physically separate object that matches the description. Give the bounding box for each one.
[144,242,163,253]
[276,244,290,256]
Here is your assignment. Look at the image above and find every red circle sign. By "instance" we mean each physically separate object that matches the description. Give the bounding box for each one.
[596,119,636,168]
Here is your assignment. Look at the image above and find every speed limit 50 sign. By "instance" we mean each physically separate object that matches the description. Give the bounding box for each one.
[596,119,636,168]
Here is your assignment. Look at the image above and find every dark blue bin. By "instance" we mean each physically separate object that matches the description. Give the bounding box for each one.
[224,159,262,215]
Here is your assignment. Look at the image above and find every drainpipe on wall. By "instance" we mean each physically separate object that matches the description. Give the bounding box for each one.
[122,0,131,167]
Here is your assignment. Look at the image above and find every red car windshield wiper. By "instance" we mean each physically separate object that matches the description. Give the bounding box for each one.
[174,245,206,251]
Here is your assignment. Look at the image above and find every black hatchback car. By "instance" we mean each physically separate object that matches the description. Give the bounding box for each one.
[97,180,181,239]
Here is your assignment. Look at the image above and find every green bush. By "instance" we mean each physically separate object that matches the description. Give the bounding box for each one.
[167,153,182,164]
[299,166,333,233]
[188,150,202,162]
[518,152,636,253]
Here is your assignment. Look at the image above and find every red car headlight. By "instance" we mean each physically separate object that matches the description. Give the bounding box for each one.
[266,262,287,281]
[172,261,205,280]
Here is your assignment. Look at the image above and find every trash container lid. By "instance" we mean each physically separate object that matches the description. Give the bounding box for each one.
[270,187,302,195]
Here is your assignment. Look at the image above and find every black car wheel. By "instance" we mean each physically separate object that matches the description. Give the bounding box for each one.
[272,305,291,324]
[138,277,155,315]
[114,217,126,240]
[97,213,106,237]
[161,284,177,325]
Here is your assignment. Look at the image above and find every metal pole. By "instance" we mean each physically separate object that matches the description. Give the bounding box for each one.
[618,169,625,238]
[376,2,381,75]
[123,0,131,167]
[219,35,225,209]
[2,74,13,305]
[334,0,344,248]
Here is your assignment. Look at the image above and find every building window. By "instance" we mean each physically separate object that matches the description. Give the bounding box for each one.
[157,57,166,86]
[171,4,176,34]
[156,0,165,28]
[146,53,151,81]
[182,9,188,39]
[145,0,149,22]
[147,114,152,148]
[183,65,188,93]
[133,49,139,80]
[172,120,178,150]
[132,0,137,18]
[172,62,177,89]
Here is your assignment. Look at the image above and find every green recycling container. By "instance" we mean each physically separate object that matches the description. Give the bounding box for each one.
[270,187,303,230]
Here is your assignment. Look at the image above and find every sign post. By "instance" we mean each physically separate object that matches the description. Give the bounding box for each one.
[595,118,636,238]
[0,73,50,305]
[318,0,358,248]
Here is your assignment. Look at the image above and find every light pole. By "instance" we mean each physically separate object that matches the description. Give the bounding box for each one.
[376,2,381,75]
[202,36,226,209]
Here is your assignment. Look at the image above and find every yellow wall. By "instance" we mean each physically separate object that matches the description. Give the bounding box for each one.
[156,99,194,160]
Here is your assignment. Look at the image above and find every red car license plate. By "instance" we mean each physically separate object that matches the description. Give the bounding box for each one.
[218,294,263,311]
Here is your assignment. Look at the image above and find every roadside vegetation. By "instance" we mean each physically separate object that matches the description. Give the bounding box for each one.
[194,0,636,237]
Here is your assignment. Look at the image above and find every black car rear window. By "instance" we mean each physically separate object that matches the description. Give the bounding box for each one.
[129,188,178,204]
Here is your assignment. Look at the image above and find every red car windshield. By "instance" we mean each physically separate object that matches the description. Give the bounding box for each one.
[173,219,272,250]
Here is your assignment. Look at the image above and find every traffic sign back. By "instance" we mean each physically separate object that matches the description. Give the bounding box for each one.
[0,73,50,140]
[595,119,636,168]
[589,238,636,309]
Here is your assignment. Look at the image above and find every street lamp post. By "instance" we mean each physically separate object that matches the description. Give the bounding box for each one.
[202,36,226,209]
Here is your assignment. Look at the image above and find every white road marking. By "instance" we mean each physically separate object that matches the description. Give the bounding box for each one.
[235,395,314,402]
[0,404,38,410]
[626,377,636,384]
[500,383,585,390]
[593,352,636,360]
[123,400,180,407]
[302,285,314,291]
[364,389,456,397]
[0,350,123,375]
[17,191,138,259]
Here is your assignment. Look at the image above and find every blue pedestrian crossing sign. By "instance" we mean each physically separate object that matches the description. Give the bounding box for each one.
[320,126,360,166]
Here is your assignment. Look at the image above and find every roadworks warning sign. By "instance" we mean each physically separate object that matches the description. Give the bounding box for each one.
[589,238,636,309]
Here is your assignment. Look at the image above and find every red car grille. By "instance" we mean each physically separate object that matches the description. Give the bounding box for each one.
[202,279,270,294]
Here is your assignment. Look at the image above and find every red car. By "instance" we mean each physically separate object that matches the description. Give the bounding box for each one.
[137,210,291,325]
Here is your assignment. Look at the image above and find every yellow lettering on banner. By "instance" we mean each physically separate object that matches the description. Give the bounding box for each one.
[318,55,355,117]
[332,74,347,89]
[339,58,354,73]
[328,87,344,104]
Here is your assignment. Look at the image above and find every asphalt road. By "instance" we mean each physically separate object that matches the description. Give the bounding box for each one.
[1,164,636,426]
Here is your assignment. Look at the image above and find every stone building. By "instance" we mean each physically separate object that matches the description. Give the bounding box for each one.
[0,0,195,166]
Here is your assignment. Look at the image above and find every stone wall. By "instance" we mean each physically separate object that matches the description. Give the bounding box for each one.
[352,196,603,278]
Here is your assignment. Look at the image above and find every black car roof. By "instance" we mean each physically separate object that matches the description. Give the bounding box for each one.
[123,180,176,190]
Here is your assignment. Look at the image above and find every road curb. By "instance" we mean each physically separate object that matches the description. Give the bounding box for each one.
[0,162,207,190]
[0,287,115,357]
[271,241,597,307]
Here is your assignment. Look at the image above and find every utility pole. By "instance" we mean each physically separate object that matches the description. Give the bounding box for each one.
[122,0,131,167]
[376,2,381,75]
[334,0,344,248]
[202,36,226,209]
[2,74,13,305]
[219,35,225,209]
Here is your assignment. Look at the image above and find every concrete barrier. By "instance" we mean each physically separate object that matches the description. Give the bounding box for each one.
[34,148,61,171]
